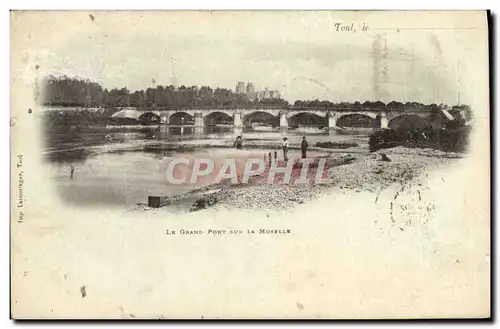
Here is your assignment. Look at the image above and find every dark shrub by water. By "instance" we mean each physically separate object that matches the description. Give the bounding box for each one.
[315,141,358,149]
[369,122,472,153]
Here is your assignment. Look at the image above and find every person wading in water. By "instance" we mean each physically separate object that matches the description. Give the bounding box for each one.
[282,137,289,161]
[301,136,308,159]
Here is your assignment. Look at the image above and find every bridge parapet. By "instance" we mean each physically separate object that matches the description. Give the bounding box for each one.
[119,106,434,113]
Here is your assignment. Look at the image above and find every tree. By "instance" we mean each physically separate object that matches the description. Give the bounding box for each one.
[387,101,403,109]
[199,86,214,106]
[155,85,166,106]
[362,101,374,108]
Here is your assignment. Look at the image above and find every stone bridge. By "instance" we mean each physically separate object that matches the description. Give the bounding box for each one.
[111,107,434,129]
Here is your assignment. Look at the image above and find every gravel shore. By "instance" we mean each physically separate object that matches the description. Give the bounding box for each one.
[128,146,465,212]
[212,146,464,211]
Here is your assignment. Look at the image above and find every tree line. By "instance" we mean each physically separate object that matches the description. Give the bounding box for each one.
[292,99,469,111]
[41,75,289,108]
[41,75,469,111]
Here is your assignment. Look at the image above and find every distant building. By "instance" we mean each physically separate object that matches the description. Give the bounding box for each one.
[246,83,255,93]
[260,88,271,99]
[234,81,281,100]
[236,82,246,94]
[270,90,281,99]
[245,82,256,100]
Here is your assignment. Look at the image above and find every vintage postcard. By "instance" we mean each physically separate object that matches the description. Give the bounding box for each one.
[10,11,490,319]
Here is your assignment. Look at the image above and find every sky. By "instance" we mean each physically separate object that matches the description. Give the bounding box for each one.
[14,11,487,104]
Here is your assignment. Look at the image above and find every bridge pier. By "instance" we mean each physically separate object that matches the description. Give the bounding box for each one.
[160,113,170,125]
[194,112,204,128]
[280,111,288,129]
[379,112,389,129]
[328,111,337,130]
[233,112,242,128]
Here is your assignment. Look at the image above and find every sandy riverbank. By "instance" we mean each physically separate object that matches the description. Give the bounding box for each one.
[215,147,463,210]
[130,146,465,212]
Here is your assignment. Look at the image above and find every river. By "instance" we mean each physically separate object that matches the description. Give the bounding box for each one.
[44,125,372,207]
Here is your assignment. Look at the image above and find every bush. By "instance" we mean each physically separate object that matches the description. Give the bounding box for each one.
[368,129,402,152]
[315,141,358,149]
[369,124,471,153]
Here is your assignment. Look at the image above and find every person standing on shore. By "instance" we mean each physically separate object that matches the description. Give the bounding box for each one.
[282,137,289,161]
[234,135,243,150]
[70,164,75,180]
[301,136,308,159]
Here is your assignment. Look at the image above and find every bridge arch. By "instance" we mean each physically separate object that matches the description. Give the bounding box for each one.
[337,111,378,120]
[110,108,142,121]
[243,111,279,127]
[336,113,378,128]
[288,110,328,118]
[203,111,234,126]
[203,109,234,117]
[388,114,431,130]
[169,111,194,125]
[138,112,161,125]
[288,112,327,128]
[241,109,280,118]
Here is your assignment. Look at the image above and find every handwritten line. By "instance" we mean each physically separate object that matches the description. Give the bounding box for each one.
[371,27,479,31]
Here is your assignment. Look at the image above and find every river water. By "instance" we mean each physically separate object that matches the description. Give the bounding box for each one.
[44,125,371,207]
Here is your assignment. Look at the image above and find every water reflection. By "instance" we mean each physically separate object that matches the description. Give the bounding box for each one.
[44,124,370,164]
[43,123,371,206]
